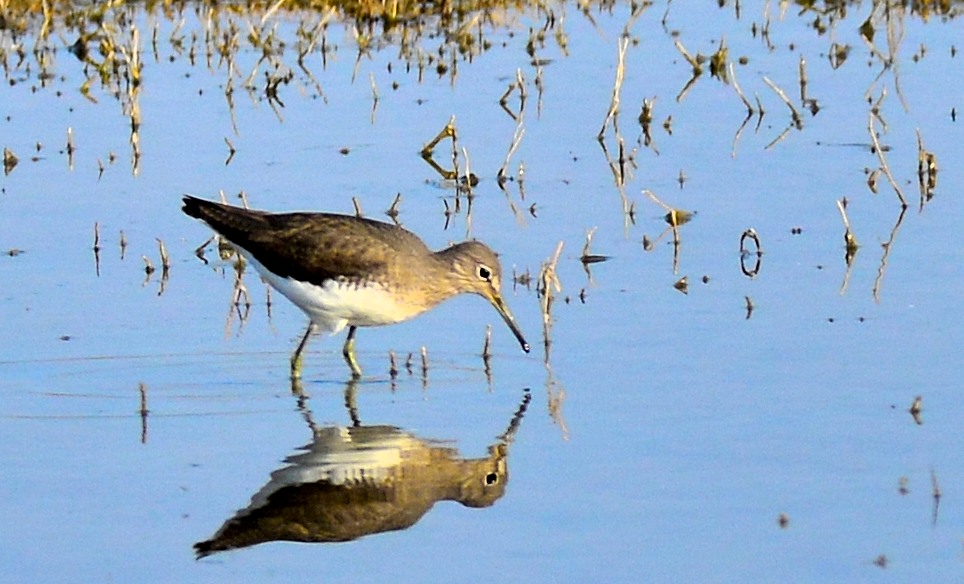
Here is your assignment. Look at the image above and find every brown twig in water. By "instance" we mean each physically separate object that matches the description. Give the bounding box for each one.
[908,395,923,425]
[598,36,630,139]
[931,468,942,526]
[92,222,102,276]
[225,262,251,335]
[482,324,492,359]
[142,255,155,279]
[421,115,457,158]
[728,62,755,157]
[369,71,379,124]
[139,382,149,444]
[481,324,493,378]
[498,121,526,186]
[420,346,429,388]
[916,129,937,210]
[2,147,17,176]
[644,189,692,274]
[674,39,703,103]
[537,241,564,362]
[499,68,527,121]
[224,137,236,165]
[157,238,170,272]
[385,193,402,224]
[836,198,858,295]
[763,76,802,130]
[389,351,398,380]
[868,92,907,208]
[537,240,569,440]
[597,5,644,137]
[66,127,75,171]
[867,168,881,194]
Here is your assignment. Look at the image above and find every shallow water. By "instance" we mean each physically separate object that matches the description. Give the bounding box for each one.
[2,1,963,581]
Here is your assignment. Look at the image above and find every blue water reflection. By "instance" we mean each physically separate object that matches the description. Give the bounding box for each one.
[1,2,963,582]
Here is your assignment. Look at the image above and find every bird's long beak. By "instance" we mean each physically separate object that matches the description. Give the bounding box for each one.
[488,292,530,353]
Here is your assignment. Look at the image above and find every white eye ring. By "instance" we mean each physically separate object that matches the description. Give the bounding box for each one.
[477,265,492,280]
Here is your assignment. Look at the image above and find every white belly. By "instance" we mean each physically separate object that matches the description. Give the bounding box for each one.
[238,249,415,333]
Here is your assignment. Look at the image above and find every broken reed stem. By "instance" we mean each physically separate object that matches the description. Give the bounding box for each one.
[836,198,859,254]
[729,61,753,113]
[598,36,630,139]
[762,76,802,129]
[389,351,398,379]
[643,188,673,213]
[66,127,75,170]
[515,68,527,106]
[461,146,473,194]
[868,103,908,208]
[157,238,170,271]
[538,241,564,361]
[224,137,236,165]
[836,198,853,232]
[138,382,149,444]
[421,116,457,157]
[916,128,937,206]
[581,227,597,260]
[385,193,402,221]
[674,39,700,70]
[420,346,429,380]
[369,71,379,123]
[498,123,526,184]
[499,69,527,120]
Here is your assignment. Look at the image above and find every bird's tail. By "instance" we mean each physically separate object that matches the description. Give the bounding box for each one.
[182,195,268,244]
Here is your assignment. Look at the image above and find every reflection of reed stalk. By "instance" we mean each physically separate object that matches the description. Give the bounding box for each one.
[728,61,758,157]
[872,206,906,303]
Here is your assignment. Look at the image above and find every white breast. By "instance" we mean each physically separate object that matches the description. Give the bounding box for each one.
[237,248,417,333]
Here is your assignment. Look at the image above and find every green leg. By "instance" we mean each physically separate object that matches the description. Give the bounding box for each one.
[342,325,362,379]
[291,322,316,380]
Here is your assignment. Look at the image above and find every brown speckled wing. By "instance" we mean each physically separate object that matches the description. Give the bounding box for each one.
[182,195,428,287]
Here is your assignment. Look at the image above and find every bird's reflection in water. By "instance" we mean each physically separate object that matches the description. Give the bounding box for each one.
[195,383,530,558]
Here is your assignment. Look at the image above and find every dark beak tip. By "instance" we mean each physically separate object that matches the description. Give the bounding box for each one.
[522,343,531,353]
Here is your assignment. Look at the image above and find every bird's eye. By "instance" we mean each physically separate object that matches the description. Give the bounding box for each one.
[477,265,491,280]
[485,472,499,485]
